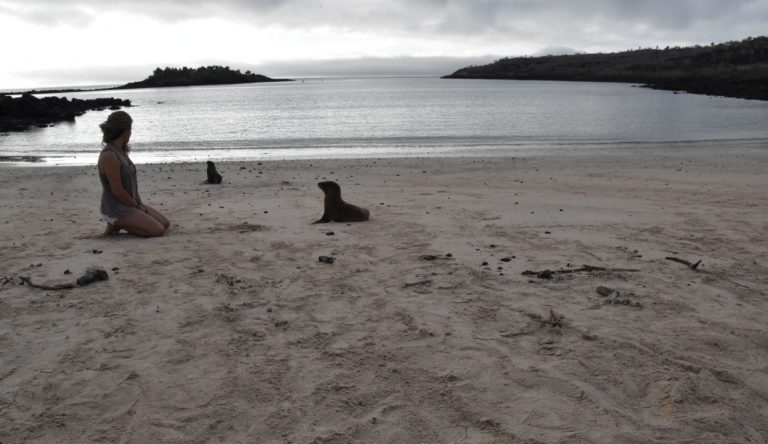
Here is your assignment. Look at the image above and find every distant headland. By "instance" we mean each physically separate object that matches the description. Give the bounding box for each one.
[2,65,292,96]
[443,36,768,101]
[115,65,292,90]
[0,66,290,132]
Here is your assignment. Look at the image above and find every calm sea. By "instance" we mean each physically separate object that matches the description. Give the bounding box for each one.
[2,77,768,165]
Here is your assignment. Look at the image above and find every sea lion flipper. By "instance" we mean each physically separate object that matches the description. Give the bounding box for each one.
[313,215,330,224]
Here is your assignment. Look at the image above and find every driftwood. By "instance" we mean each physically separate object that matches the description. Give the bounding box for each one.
[476,310,564,341]
[522,264,640,279]
[419,254,454,261]
[19,277,75,290]
[403,280,432,288]
[19,267,109,291]
[665,257,701,270]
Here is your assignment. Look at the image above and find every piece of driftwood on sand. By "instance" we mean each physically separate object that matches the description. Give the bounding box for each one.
[665,256,702,270]
[522,264,640,279]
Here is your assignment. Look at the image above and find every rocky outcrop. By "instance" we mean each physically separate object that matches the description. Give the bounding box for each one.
[115,65,291,89]
[443,36,768,101]
[0,94,131,132]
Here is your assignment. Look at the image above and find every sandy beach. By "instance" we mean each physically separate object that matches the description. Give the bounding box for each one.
[1,145,767,443]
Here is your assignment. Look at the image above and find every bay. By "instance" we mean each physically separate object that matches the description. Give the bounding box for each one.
[2,77,767,165]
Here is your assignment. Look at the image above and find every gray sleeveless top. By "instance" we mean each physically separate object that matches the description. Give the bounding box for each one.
[99,144,140,219]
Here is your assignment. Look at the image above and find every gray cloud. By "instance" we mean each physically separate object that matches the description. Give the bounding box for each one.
[10,65,157,87]
[3,0,765,90]
[0,1,92,26]
[2,0,766,88]
[2,0,765,48]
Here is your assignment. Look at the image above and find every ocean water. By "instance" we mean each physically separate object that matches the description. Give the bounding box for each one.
[2,77,768,165]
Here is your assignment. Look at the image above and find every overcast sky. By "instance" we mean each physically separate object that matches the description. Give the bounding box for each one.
[1,0,766,89]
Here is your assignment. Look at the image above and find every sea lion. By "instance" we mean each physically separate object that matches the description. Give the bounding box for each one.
[205,161,223,184]
[313,181,370,223]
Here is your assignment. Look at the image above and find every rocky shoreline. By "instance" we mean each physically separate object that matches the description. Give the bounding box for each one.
[639,78,768,101]
[0,94,130,132]
[443,36,768,102]
[0,66,290,133]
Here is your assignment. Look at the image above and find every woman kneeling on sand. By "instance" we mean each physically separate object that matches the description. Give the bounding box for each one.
[98,111,170,237]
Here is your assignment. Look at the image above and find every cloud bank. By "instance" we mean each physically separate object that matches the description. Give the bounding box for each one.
[1,0,766,88]
[4,0,766,43]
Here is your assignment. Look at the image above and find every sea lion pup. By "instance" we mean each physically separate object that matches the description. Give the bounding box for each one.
[313,181,370,223]
[205,161,223,184]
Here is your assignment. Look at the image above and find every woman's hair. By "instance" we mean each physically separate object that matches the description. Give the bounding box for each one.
[99,111,133,150]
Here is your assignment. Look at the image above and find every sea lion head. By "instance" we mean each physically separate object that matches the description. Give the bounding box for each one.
[317,181,341,196]
[207,161,215,167]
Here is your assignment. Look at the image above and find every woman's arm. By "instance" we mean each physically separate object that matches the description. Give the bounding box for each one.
[99,151,139,208]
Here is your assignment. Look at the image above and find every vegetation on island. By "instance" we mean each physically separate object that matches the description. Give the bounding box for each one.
[2,66,291,96]
[116,65,291,89]
[0,94,130,132]
[443,36,768,101]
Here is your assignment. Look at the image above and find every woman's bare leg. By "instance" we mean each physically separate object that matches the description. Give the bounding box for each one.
[115,210,166,237]
[141,204,170,229]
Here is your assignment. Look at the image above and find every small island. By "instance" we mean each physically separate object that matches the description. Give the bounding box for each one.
[2,66,290,96]
[115,65,292,89]
[443,36,768,101]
